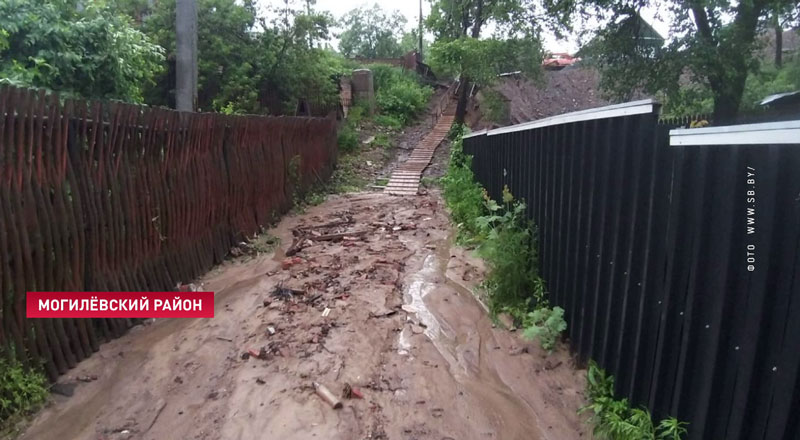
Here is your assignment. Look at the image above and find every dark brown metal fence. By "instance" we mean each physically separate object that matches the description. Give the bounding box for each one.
[463,101,800,440]
[0,85,337,380]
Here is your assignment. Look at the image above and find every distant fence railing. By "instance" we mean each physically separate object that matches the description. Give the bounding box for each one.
[658,113,712,128]
[431,81,458,124]
[463,101,800,440]
[0,85,337,380]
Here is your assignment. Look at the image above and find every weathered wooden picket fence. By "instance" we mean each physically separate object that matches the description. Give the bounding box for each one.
[463,101,800,440]
[0,85,337,380]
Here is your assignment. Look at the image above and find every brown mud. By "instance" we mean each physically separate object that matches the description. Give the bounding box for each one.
[20,191,589,440]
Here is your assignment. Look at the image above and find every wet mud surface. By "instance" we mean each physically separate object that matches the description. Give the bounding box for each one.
[20,191,589,440]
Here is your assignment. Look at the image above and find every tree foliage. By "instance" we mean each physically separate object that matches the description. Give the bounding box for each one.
[0,0,164,102]
[338,4,407,58]
[139,0,342,114]
[426,0,564,122]
[429,37,542,84]
[580,0,800,119]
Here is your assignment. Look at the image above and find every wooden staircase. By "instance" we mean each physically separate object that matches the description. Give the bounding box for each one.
[385,100,456,196]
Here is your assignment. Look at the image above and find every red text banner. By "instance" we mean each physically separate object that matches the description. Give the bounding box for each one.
[26,292,215,318]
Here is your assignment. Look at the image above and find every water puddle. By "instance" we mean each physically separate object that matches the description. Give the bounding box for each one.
[402,253,448,340]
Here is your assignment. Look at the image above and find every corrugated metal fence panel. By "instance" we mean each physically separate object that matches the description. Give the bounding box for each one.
[463,103,800,440]
[0,85,337,380]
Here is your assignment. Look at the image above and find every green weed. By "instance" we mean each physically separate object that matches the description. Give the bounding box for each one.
[376,77,432,125]
[0,356,48,425]
[582,361,688,440]
[337,125,359,153]
[521,305,567,352]
[443,126,566,354]
[372,133,391,149]
[475,186,543,314]
[441,130,485,243]
[347,102,368,127]
[420,176,439,188]
[375,114,403,130]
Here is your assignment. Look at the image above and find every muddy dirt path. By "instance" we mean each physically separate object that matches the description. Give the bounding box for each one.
[20,191,589,440]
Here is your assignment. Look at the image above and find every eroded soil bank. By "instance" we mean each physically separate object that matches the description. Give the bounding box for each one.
[20,191,589,440]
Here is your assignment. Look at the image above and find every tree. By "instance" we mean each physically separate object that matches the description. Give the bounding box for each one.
[582,0,800,120]
[426,0,564,123]
[138,0,340,114]
[0,0,164,102]
[338,4,407,58]
[769,1,799,67]
[140,0,259,110]
[399,29,431,55]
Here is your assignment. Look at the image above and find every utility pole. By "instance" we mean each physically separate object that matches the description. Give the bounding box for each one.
[176,0,198,112]
[418,0,423,59]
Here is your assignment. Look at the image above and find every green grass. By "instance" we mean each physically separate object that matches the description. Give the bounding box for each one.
[0,356,48,434]
[372,133,391,149]
[337,125,359,153]
[375,114,403,130]
[581,361,688,440]
[420,176,439,188]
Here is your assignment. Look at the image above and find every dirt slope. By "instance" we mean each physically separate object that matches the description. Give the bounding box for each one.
[19,191,589,440]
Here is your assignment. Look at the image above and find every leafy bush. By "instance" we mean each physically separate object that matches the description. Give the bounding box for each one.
[441,132,486,243]
[376,74,432,125]
[372,133,391,149]
[0,0,164,102]
[365,63,403,92]
[522,305,567,352]
[347,102,368,127]
[337,125,359,152]
[443,127,563,353]
[0,356,48,423]
[582,361,688,440]
[375,114,403,129]
[475,186,544,314]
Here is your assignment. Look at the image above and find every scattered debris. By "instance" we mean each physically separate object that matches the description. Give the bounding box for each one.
[245,347,269,360]
[369,309,397,319]
[281,257,303,270]
[544,360,563,371]
[508,346,529,356]
[294,217,354,233]
[177,283,200,292]
[285,239,305,257]
[266,326,276,336]
[271,284,305,299]
[51,382,77,397]
[312,230,369,242]
[305,293,323,304]
[342,383,364,399]
[313,382,343,409]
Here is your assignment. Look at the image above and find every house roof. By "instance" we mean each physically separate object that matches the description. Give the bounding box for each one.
[615,13,665,43]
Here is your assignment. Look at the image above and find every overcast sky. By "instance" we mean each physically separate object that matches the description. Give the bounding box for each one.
[273,0,672,54]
